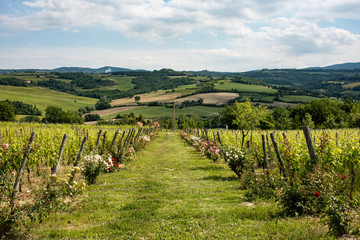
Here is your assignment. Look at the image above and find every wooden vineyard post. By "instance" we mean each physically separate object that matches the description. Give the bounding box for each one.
[102,131,107,151]
[217,132,222,145]
[94,130,103,152]
[213,132,217,145]
[205,129,209,141]
[262,135,270,180]
[74,137,87,167]
[303,126,316,168]
[135,128,143,141]
[266,134,272,159]
[270,133,287,179]
[11,132,36,208]
[51,134,67,175]
[70,136,87,183]
[111,130,119,147]
[246,140,250,149]
[350,165,356,201]
[120,130,126,143]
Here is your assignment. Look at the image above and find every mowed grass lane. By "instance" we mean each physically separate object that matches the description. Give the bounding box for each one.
[31,132,327,239]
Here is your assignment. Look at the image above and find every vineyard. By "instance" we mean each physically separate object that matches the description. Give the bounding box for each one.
[0,122,360,239]
[0,122,158,239]
[180,127,360,237]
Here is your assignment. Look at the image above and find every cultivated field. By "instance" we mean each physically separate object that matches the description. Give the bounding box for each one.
[215,82,277,94]
[90,106,141,117]
[174,92,240,105]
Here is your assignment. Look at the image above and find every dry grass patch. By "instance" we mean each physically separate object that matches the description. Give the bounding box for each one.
[90,106,141,117]
[111,90,182,106]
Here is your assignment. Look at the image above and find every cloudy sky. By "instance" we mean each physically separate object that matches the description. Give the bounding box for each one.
[0,0,359,71]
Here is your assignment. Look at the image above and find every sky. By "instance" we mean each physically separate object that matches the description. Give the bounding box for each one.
[0,0,359,72]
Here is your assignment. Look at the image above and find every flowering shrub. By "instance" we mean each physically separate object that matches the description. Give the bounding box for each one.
[222,146,249,177]
[79,153,119,184]
[199,141,221,162]
[180,132,220,162]
[134,136,151,151]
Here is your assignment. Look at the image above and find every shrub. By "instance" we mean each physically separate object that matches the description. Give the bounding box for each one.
[79,154,118,184]
[222,146,249,177]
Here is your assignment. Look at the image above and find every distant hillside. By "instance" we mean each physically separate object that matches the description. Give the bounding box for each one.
[52,66,131,73]
[322,62,360,70]
[0,66,146,74]
[306,62,360,70]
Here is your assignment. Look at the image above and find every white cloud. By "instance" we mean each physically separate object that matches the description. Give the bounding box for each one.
[0,0,360,71]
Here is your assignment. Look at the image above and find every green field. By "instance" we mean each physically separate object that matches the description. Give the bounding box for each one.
[102,106,224,119]
[279,95,319,103]
[100,76,135,90]
[215,82,277,94]
[0,85,97,112]
[174,83,198,90]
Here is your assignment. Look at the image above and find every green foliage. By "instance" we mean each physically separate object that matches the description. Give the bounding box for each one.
[0,102,16,121]
[1,99,42,116]
[222,99,268,147]
[0,77,30,87]
[57,72,115,89]
[326,197,351,237]
[84,114,101,122]
[77,105,95,115]
[43,106,84,124]
[132,72,192,93]
[95,99,111,110]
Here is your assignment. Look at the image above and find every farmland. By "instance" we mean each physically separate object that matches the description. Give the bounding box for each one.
[0,85,97,112]
[174,92,240,105]
[215,82,277,94]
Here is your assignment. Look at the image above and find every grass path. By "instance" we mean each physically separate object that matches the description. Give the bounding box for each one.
[31,132,328,239]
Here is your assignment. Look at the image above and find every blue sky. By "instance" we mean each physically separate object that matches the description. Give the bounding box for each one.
[0,0,359,71]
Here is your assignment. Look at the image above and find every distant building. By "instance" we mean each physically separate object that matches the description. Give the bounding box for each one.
[105,68,112,73]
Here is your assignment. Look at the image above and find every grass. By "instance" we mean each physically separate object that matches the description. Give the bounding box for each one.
[102,106,224,119]
[29,132,329,239]
[279,95,320,103]
[0,85,97,112]
[100,76,135,91]
[215,82,277,94]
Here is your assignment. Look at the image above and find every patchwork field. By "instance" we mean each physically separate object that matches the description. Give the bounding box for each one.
[101,106,224,119]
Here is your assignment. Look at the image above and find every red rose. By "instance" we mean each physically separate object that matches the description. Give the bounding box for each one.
[342,175,347,180]
[315,192,320,198]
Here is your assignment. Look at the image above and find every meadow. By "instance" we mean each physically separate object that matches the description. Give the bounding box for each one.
[0,85,97,112]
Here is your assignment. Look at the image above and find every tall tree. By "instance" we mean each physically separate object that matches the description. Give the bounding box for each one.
[221,99,268,148]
